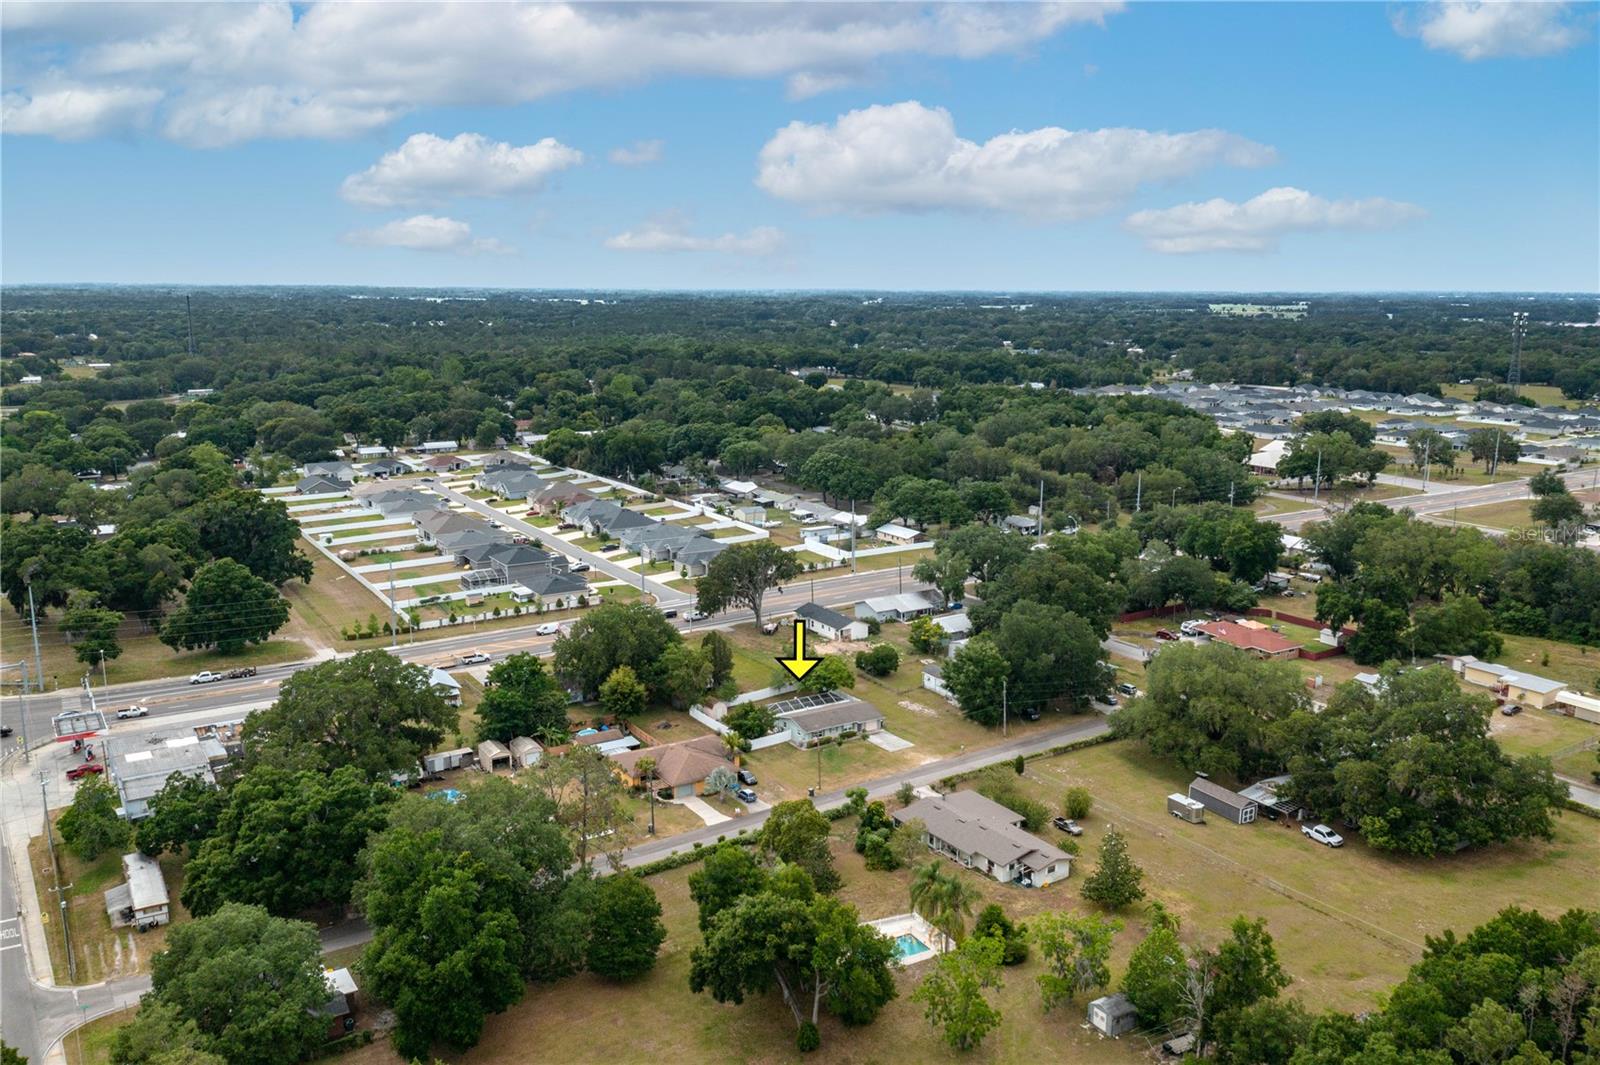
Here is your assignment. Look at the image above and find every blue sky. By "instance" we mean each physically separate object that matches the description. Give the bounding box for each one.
[2,2,1596,291]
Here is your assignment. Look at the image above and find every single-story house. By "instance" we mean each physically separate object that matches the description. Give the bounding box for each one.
[731,505,766,525]
[528,482,596,515]
[719,479,759,498]
[414,510,487,546]
[921,663,956,703]
[1001,515,1039,535]
[563,498,653,537]
[477,740,512,773]
[856,592,942,623]
[673,536,727,576]
[795,602,869,642]
[438,527,515,560]
[363,488,443,519]
[1188,777,1258,825]
[358,458,409,478]
[510,569,590,606]
[296,475,350,496]
[319,967,360,1040]
[355,445,391,458]
[1446,656,1566,709]
[1248,439,1289,475]
[104,852,170,930]
[611,734,729,798]
[305,461,359,482]
[770,691,885,747]
[619,521,702,561]
[1087,993,1140,1038]
[481,450,530,468]
[428,667,462,706]
[931,612,973,639]
[418,440,459,453]
[874,522,924,545]
[508,736,543,769]
[1196,620,1301,660]
[418,454,468,473]
[461,543,565,590]
[801,524,852,545]
[477,468,545,498]
[893,790,1071,888]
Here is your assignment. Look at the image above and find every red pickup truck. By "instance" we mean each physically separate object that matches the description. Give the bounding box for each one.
[66,763,105,781]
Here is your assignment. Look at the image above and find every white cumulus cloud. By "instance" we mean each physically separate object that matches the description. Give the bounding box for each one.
[1394,1,1592,59]
[0,2,1121,145]
[341,214,514,255]
[1123,187,1425,254]
[608,139,664,167]
[1,84,160,139]
[755,101,1275,220]
[340,132,582,207]
[605,218,786,256]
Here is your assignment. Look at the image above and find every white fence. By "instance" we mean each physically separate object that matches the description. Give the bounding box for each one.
[690,702,793,750]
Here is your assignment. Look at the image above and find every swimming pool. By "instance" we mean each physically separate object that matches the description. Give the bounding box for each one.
[894,933,931,959]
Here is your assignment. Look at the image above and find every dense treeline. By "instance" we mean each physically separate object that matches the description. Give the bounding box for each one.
[3,289,1596,403]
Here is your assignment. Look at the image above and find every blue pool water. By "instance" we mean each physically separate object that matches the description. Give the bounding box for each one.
[895,933,930,958]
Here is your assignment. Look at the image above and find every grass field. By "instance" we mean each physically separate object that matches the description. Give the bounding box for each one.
[0,607,311,690]
[1494,633,1600,690]
[1441,382,1576,409]
[63,1006,134,1065]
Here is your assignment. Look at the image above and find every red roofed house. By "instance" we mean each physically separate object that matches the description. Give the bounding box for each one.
[1197,620,1301,660]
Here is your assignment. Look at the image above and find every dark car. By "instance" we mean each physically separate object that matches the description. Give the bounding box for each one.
[1154,628,1179,641]
[1500,704,1523,716]
[737,769,758,786]
[0,726,13,738]
[662,609,678,619]
[1021,706,1041,722]
[225,666,257,679]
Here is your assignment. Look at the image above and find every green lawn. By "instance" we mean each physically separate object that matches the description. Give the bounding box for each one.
[1493,633,1600,690]
[0,606,312,689]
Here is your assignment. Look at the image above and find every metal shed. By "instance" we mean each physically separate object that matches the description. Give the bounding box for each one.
[508,736,543,769]
[477,740,513,773]
[422,747,473,774]
[1188,777,1258,825]
[1087,992,1140,1037]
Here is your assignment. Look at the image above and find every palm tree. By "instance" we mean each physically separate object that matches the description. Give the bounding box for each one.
[721,731,745,762]
[909,860,980,944]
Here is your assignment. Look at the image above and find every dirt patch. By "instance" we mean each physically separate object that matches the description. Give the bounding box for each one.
[821,638,874,655]
[897,699,937,717]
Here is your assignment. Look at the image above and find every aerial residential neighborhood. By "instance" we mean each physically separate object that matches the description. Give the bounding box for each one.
[2,3,1598,1065]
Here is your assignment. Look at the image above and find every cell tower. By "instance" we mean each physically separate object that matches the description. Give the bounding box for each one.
[1507,312,1528,397]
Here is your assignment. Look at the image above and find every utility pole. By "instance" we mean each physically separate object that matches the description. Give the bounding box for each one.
[1311,449,1323,505]
[1036,478,1045,548]
[26,582,44,695]
[849,498,857,575]
[1490,430,1502,482]
[19,661,31,762]
[96,650,108,688]
[1001,678,1008,738]
[388,559,399,649]
[1135,472,1143,513]
[1421,436,1431,490]
[1228,480,1235,507]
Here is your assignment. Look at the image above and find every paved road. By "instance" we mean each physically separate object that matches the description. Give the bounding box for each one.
[1,565,936,788]
[431,483,693,607]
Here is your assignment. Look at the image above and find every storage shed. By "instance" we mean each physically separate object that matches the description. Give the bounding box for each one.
[422,747,473,774]
[508,736,543,769]
[1188,777,1258,825]
[477,740,513,773]
[1087,993,1140,1037]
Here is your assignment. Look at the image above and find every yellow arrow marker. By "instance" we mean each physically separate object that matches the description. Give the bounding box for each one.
[776,619,821,681]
